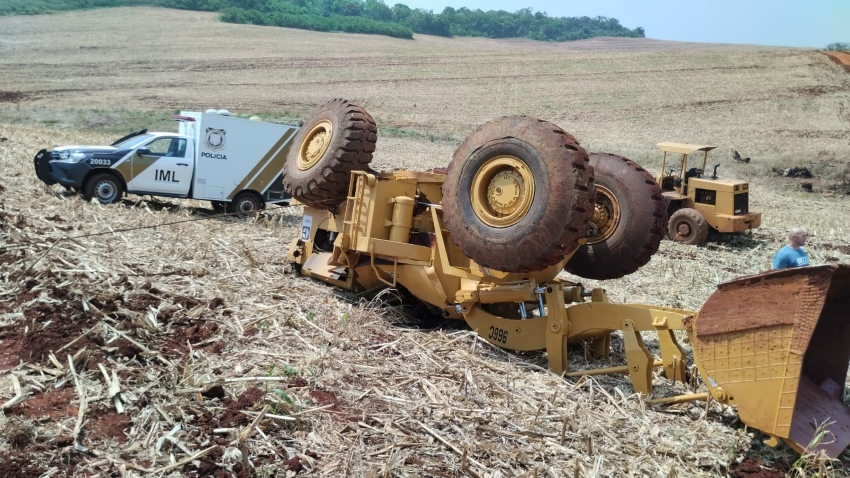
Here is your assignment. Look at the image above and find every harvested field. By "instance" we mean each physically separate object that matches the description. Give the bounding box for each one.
[1,6,850,478]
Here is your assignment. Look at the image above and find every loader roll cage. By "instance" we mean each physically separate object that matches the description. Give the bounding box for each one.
[656,142,716,194]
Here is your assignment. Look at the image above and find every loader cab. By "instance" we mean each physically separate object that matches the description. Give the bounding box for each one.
[656,142,715,201]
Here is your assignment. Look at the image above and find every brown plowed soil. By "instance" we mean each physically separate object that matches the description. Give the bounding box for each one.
[823,51,850,72]
[0,265,295,477]
[728,457,788,477]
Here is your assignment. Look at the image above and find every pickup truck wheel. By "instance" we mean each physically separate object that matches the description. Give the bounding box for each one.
[83,173,124,204]
[668,208,709,245]
[284,98,377,211]
[228,192,264,218]
[564,153,666,280]
[442,116,594,273]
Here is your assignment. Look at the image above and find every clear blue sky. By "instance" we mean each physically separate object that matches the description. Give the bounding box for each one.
[397,0,848,48]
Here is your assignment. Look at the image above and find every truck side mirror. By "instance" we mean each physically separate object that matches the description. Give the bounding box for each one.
[137,148,151,155]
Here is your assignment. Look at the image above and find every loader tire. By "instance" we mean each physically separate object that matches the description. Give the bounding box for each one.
[442,116,594,273]
[284,99,377,211]
[564,153,666,280]
[668,208,709,245]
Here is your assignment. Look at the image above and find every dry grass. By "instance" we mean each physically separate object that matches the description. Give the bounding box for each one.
[1,6,850,478]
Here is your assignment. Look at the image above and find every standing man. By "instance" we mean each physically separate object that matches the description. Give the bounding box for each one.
[772,227,811,269]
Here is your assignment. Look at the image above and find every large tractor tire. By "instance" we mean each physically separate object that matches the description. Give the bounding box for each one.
[668,208,709,245]
[442,116,594,273]
[564,153,666,280]
[283,99,377,211]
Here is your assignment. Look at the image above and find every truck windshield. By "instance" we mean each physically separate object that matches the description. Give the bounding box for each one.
[114,133,155,150]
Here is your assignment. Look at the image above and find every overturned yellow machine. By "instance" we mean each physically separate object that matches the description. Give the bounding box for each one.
[283,99,850,458]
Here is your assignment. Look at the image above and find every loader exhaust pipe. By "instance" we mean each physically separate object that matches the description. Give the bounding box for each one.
[693,264,850,457]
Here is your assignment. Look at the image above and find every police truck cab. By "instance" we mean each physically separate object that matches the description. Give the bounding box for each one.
[34,109,299,215]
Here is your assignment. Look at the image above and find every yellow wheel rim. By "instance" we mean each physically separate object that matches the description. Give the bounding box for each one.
[297,120,333,171]
[470,155,535,228]
[675,220,693,238]
[586,185,620,245]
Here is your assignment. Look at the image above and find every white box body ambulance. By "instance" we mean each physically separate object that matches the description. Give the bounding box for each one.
[33,110,299,214]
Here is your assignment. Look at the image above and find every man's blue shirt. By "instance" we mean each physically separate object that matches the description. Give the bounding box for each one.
[772,245,810,269]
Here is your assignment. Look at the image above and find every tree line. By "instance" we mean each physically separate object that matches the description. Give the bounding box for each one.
[825,42,849,52]
[1,0,646,42]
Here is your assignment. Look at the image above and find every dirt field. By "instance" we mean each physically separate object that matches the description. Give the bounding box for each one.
[824,51,850,72]
[2,6,850,478]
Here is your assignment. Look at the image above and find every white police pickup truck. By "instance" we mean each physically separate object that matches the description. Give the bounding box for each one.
[34,110,298,215]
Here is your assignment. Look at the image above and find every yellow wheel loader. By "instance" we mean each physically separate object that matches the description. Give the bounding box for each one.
[656,142,761,245]
[285,99,850,458]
